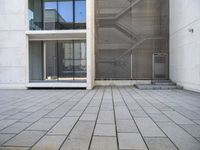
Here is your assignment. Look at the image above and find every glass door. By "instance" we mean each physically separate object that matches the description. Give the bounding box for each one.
[44,41,58,80]
[58,41,74,80]
[43,40,86,81]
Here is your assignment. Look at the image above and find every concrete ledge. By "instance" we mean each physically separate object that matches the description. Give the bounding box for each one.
[0,84,27,89]
[95,80,151,86]
[176,82,200,93]
[26,82,87,88]
[26,30,86,40]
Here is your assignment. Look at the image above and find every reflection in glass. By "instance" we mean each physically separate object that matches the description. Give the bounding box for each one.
[75,0,86,29]
[58,0,73,29]
[29,0,43,30]
[43,0,57,30]
[45,41,58,80]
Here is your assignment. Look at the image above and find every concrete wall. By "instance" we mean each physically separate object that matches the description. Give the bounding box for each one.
[0,0,27,89]
[170,0,200,92]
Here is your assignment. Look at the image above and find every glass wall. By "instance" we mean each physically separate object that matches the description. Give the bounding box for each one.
[29,40,86,82]
[29,0,86,30]
[95,0,169,80]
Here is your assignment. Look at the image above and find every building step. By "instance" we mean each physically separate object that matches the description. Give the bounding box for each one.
[135,80,182,90]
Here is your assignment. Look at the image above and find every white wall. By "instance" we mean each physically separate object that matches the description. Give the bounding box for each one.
[170,0,200,92]
[0,0,27,89]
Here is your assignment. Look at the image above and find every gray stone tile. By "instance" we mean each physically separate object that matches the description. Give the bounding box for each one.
[48,117,78,135]
[149,113,171,122]
[4,131,45,147]
[0,134,15,145]
[31,135,65,150]
[115,107,132,120]
[60,121,95,150]
[118,133,147,150]
[162,111,195,125]
[84,107,99,114]
[90,136,118,150]
[131,109,148,118]
[80,114,97,121]
[180,124,200,137]
[145,137,178,150]
[65,110,82,117]
[7,113,31,120]
[0,120,17,131]
[0,122,31,134]
[21,110,50,123]
[97,111,115,124]
[27,118,58,131]
[0,147,29,150]
[135,118,166,137]
[157,122,200,150]
[143,107,162,114]
[116,120,138,133]
[94,124,116,136]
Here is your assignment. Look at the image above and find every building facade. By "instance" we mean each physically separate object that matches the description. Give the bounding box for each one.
[0,0,200,92]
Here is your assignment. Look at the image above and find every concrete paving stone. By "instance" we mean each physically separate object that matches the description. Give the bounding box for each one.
[180,124,200,137]
[21,110,51,122]
[162,111,195,124]
[90,136,118,150]
[0,115,9,121]
[115,107,132,120]
[94,124,116,136]
[3,131,45,147]
[84,107,99,114]
[0,147,29,150]
[65,110,82,117]
[48,117,78,135]
[6,113,31,120]
[118,133,147,150]
[130,109,148,118]
[0,120,17,131]
[0,134,15,145]
[97,111,115,124]
[27,118,59,131]
[100,105,113,111]
[45,102,76,118]
[0,122,31,134]
[22,106,43,113]
[116,120,138,133]
[145,137,178,150]
[60,121,95,150]
[31,135,65,150]
[135,118,166,137]
[80,114,97,121]
[193,120,200,125]
[157,122,200,150]
[149,113,171,122]
[172,107,200,120]
[143,107,162,114]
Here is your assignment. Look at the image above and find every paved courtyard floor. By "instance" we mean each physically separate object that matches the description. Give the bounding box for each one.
[0,87,200,150]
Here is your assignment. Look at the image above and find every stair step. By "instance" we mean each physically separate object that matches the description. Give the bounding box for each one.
[135,84,183,90]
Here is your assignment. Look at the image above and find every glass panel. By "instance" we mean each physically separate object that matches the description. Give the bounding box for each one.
[58,41,74,80]
[75,0,86,29]
[29,0,43,30]
[43,0,57,30]
[45,41,58,80]
[74,60,86,79]
[74,40,87,79]
[58,0,73,29]
[29,41,43,81]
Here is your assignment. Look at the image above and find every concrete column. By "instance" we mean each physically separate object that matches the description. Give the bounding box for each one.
[86,0,95,89]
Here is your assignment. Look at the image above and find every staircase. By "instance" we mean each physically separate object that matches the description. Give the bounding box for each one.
[135,80,183,90]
